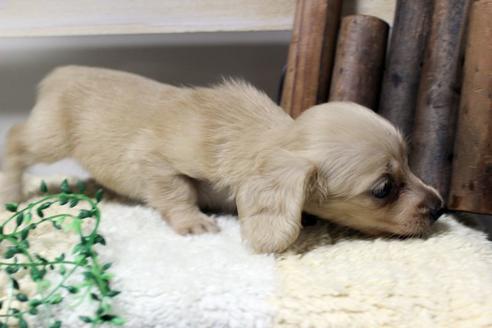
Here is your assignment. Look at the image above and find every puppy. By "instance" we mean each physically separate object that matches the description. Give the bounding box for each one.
[2,66,443,253]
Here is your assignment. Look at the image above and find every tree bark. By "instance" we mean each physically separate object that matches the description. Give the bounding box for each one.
[448,0,492,214]
[409,0,470,200]
[281,0,342,118]
[328,15,389,109]
[378,0,434,137]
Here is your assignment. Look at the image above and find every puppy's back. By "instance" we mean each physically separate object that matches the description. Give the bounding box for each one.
[26,66,292,191]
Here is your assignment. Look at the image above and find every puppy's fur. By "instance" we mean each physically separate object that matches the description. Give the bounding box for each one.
[2,66,443,253]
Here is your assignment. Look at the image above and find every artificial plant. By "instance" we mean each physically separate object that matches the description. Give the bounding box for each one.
[0,180,123,327]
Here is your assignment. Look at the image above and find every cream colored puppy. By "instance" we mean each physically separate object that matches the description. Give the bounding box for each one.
[2,66,443,253]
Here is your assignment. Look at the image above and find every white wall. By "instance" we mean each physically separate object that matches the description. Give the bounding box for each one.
[0,31,290,176]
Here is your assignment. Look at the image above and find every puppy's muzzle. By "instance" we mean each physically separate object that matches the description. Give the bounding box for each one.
[424,191,445,224]
[430,207,445,223]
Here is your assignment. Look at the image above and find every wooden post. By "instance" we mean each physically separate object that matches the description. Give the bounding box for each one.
[448,0,492,214]
[409,0,470,200]
[328,15,389,109]
[281,0,342,118]
[378,0,434,137]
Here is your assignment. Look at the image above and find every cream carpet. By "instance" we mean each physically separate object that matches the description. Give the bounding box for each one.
[1,175,492,327]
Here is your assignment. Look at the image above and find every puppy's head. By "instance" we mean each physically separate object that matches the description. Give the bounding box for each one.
[294,102,443,237]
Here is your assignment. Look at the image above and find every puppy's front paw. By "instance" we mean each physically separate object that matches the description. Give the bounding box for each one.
[240,214,301,253]
[168,214,220,235]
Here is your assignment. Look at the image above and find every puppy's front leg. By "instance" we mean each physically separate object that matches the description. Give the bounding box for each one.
[146,174,220,235]
[236,155,316,253]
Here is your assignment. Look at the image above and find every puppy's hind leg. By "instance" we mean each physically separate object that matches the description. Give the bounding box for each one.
[145,173,220,235]
[2,102,72,203]
[2,123,28,203]
[2,124,28,202]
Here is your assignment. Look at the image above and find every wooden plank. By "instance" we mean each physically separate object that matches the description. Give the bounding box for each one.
[448,0,492,214]
[0,0,395,37]
[0,0,296,36]
[342,0,396,24]
[409,0,470,200]
[378,0,434,137]
[328,15,389,109]
[281,0,342,117]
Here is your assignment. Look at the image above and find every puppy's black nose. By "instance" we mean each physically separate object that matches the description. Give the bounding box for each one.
[429,207,444,222]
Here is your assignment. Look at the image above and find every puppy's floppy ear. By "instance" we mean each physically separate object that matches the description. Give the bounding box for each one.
[237,153,316,253]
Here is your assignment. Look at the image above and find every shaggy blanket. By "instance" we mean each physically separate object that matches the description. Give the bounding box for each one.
[1,175,492,328]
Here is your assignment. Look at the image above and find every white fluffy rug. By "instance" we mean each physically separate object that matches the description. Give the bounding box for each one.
[1,175,492,327]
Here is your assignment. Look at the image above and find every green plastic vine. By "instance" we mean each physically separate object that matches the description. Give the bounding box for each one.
[0,179,124,328]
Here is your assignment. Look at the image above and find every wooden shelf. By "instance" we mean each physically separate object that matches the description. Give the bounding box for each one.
[0,0,395,37]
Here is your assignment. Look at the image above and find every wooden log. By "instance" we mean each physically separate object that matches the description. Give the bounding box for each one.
[448,0,492,214]
[409,0,470,200]
[328,15,389,109]
[378,0,434,137]
[281,0,342,118]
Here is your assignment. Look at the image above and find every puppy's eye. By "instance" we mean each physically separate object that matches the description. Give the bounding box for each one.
[372,179,393,199]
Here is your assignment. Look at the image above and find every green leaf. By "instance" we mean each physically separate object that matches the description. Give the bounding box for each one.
[55,253,66,262]
[4,247,18,259]
[77,180,86,193]
[28,307,39,315]
[72,243,84,255]
[65,285,79,294]
[69,198,79,208]
[60,179,71,194]
[94,234,106,245]
[79,316,93,323]
[29,299,42,308]
[5,202,18,212]
[11,277,20,290]
[40,202,51,209]
[107,290,121,298]
[78,209,93,219]
[36,207,45,218]
[59,194,69,205]
[71,219,82,234]
[36,279,51,292]
[30,267,46,281]
[101,272,114,281]
[100,314,116,321]
[111,317,125,326]
[38,202,52,212]
[20,228,30,240]
[40,180,48,193]
[19,240,29,249]
[102,263,112,271]
[49,321,62,328]
[74,255,88,266]
[18,317,28,328]
[35,254,49,264]
[95,189,104,203]
[24,212,32,225]
[83,271,97,282]
[16,213,24,227]
[52,221,62,230]
[16,293,29,302]
[90,293,101,301]
[6,264,20,274]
